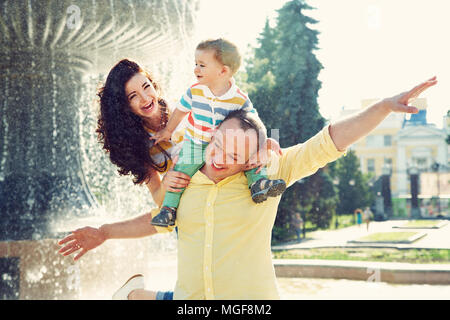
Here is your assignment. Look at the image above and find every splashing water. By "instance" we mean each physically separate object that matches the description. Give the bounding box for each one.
[0,0,200,299]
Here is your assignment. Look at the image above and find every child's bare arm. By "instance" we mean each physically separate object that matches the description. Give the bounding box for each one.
[150,108,188,145]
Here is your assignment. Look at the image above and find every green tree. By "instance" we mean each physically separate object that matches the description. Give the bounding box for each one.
[334,150,374,215]
[244,0,336,240]
[303,169,338,229]
[446,110,450,144]
[254,19,277,69]
[271,0,323,143]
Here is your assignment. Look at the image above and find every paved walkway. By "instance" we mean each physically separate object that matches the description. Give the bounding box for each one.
[272,219,450,250]
[277,277,450,300]
[273,258,450,285]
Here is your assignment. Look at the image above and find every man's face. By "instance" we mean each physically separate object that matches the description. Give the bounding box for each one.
[203,118,259,183]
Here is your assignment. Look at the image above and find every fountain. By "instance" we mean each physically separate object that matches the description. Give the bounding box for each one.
[0,0,199,299]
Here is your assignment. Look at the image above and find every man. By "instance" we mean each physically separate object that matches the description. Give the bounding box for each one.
[292,213,304,242]
[363,207,373,231]
[58,77,437,299]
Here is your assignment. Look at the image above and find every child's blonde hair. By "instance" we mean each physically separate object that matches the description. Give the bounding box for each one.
[196,38,241,74]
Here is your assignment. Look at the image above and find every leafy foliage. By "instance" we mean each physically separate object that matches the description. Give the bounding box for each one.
[333,150,374,215]
[243,0,337,240]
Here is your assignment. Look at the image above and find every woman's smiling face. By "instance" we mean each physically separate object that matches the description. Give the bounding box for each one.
[125,72,160,121]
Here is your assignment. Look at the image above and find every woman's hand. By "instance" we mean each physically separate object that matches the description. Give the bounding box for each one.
[57,226,107,261]
[162,156,191,192]
[162,170,191,192]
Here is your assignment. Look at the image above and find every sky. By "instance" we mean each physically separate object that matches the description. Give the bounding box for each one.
[194,0,450,128]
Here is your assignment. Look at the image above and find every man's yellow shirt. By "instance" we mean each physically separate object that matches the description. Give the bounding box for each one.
[151,125,346,299]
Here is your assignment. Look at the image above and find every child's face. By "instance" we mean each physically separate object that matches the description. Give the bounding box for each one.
[194,49,225,86]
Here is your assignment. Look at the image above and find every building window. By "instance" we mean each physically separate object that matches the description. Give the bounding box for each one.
[384,158,392,167]
[413,157,427,170]
[384,135,392,146]
[367,159,375,173]
[366,136,377,147]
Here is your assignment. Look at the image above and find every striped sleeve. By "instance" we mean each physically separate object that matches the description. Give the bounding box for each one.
[242,98,257,114]
[177,87,192,112]
[236,87,256,114]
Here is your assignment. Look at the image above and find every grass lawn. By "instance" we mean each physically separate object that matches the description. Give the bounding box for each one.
[402,220,445,228]
[331,214,355,230]
[272,248,450,264]
[357,232,419,242]
[275,214,356,245]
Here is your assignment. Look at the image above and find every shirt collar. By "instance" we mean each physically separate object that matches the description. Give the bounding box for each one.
[200,77,237,100]
[192,167,246,186]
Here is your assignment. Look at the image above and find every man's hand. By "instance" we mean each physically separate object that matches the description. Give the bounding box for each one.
[329,76,437,151]
[57,226,107,261]
[383,76,437,113]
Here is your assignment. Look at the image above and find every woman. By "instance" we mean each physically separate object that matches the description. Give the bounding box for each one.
[58,59,191,299]
[96,58,190,205]
[354,208,363,227]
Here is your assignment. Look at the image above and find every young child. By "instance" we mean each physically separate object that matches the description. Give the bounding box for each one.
[150,38,286,227]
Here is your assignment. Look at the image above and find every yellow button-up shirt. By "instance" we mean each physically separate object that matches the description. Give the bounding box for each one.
[151,125,345,299]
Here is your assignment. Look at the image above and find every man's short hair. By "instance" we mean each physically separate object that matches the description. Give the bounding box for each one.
[219,109,267,151]
[196,38,241,74]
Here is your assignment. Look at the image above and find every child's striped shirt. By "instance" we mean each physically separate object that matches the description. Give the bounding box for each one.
[177,78,256,145]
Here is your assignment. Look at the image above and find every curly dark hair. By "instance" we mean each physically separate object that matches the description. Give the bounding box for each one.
[96,59,170,185]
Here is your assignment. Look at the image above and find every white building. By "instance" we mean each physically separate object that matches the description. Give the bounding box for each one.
[340,98,449,217]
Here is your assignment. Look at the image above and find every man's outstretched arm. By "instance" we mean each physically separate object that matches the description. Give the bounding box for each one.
[329,76,437,151]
